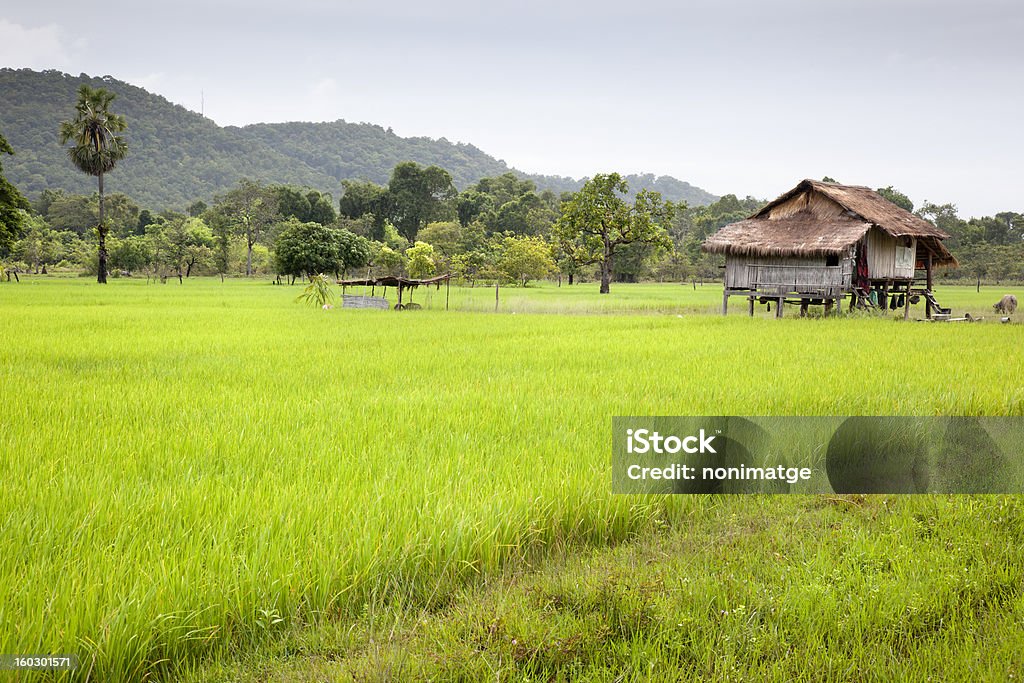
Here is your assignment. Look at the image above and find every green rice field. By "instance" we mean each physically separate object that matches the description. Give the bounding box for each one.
[1,277,1022,680]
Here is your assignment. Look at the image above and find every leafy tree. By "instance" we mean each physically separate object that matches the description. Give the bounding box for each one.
[187,200,208,217]
[456,189,493,227]
[335,227,372,275]
[306,190,337,225]
[32,188,65,217]
[372,244,406,276]
[165,217,214,278]
[272,186,312,222]
[553,173,674,294]
[451,250,489,285]
[44,193,96,235]
[876,186,914,212]
[339,180,387,237]
[385,162,456,241]
[381,221,409,252]
[418,221,464,256]
[0,131,31,256]
[273,218,370,280]
[405,241,437,279]
[210,179,279,276]
[59,85,128,283]
[498,235,555,286]
[12,213,57,272]
[108,235,150,274]
[917,202,970,247]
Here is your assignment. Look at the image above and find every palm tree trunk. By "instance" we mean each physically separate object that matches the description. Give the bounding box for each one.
[97,171,108,284]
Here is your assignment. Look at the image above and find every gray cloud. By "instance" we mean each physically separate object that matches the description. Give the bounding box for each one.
[2,1,1022,215]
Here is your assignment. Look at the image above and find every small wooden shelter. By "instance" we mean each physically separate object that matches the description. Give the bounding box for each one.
[702,179,957,318]
[336,273,452,310]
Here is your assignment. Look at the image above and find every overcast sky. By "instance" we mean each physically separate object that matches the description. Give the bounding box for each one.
[2,0,1022,216]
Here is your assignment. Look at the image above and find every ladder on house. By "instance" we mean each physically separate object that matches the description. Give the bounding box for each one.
[921,290,951,316]
[854,287,876,309]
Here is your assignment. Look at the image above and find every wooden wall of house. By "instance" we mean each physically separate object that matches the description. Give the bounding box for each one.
[725,254,853,294]
[865,228,915,279]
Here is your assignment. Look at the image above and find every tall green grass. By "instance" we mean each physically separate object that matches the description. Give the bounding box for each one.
[0,277,1021,680]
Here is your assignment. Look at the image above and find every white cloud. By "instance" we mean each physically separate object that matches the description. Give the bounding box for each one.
[0,19,73,70]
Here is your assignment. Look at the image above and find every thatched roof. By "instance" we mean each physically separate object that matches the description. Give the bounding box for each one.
[704,212,872,258]
[703,179,956,265]
[337,273,451,288]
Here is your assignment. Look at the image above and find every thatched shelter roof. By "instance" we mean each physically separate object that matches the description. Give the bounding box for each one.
[703,180,956,265]
[337,274,451,288]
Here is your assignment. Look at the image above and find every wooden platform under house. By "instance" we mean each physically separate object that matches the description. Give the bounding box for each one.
[702,179,958,318]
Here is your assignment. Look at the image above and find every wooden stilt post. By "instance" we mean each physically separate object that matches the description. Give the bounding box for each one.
[495,282,499,312]
[925,255,933,319]
[903,281,911,320]
[776,296,784,318]
[446,276,450,311]
[748,296,755,317]
[722,290,729,316]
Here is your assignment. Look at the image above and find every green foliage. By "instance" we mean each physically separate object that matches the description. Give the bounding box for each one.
[208,179,280,276]
[876,185,914,212]
[373,244,406,276]
[108,234,150,273]
[417,221,464,256]
[405,241,437,279]
[59,85,128,180]
[59,84,129,283]
[498,235,555,286]
[553,173,674,293]
[274,218,370,279]
[295,273,335,307]
[0,70,719,210]
[0,131,30,256]
[386,162,457,241]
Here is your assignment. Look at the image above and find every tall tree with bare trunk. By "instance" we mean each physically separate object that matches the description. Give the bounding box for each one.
[60,85,128,284]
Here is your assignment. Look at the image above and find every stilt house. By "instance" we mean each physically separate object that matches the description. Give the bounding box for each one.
[702,179,957,318]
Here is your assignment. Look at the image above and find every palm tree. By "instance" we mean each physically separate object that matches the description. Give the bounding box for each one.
[59,85,128,284]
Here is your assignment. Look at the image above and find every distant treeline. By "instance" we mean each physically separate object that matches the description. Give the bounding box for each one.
[4,155,1019,287]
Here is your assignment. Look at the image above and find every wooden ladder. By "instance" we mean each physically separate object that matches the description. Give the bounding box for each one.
[922,290,951,315]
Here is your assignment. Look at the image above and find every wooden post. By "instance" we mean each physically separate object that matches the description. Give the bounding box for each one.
[776,296,784,318]
[748,296,754,317]
[882,281,889,312]
[903,281,911,320]
[925,255,933,319]
[721,290,729,316]
[495,282,499,312]
[446,276,450,311]
[397,283,403,308]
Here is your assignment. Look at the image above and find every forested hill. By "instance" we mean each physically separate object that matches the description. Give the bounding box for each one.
[0,68,718,209]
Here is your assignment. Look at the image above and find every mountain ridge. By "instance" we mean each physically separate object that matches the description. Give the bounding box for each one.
[0,68,718,209]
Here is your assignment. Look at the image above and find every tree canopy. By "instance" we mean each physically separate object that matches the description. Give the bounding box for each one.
[553,173,674,293]
[0,131,30,256]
